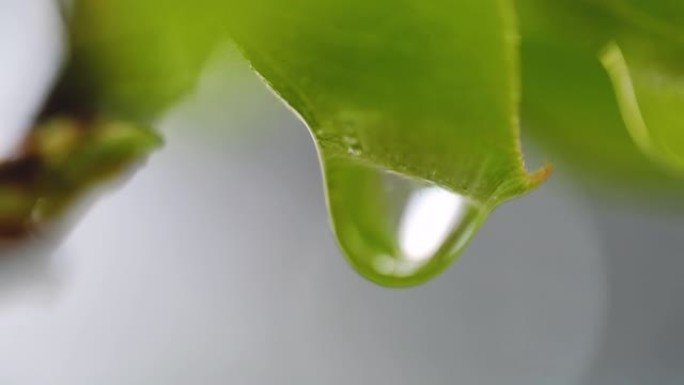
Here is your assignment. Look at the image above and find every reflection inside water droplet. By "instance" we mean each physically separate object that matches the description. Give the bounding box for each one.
[399,187,467,262]
[323,157,487,287]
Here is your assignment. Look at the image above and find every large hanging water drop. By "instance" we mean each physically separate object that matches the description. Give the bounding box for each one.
[323,157,489,287]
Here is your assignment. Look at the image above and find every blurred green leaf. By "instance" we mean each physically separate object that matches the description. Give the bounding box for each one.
[48,0,224,120]
[518,0,684,191]
[0,0,221,238]
[601,39,684,174]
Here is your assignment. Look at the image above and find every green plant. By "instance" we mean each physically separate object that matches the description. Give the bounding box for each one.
[1,0,682,286]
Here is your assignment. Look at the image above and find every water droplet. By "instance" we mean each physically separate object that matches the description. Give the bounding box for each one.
[342,135,363,156]
[323,157,488,287]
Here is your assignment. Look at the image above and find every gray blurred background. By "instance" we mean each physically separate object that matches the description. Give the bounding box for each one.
[0,1,682,384]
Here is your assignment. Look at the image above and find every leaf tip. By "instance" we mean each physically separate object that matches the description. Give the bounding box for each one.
[529,163,554,187]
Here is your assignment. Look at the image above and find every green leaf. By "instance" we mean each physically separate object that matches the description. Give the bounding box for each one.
[0,0,225,239]
[580,0,684,176]
[601,39,684,174]
[228,0,547,204]
[49,0,223,121]
[518,0,684,191]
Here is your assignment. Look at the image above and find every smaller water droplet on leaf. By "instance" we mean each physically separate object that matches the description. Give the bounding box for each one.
[342,135,363,156]
[323,157,488,287]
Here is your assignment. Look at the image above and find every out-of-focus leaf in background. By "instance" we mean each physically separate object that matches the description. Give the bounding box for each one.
[48,0,224,121]
[599,11,684,175]
[0,0,222,237]
[518,0,684,194]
